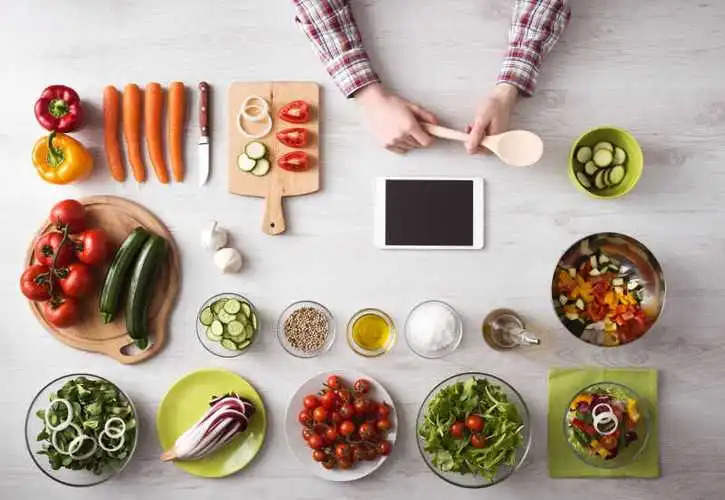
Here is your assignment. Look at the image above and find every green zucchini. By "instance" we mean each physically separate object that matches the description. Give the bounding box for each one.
[125,234,167,349]
[99,227,150,323]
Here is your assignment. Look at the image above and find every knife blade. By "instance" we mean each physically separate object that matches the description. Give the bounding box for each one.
[198,81,210,186]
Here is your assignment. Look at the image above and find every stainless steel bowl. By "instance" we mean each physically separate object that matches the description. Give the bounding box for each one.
[551,232,665,347]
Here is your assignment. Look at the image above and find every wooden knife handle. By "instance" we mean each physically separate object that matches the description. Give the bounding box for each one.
[199,81,209,137]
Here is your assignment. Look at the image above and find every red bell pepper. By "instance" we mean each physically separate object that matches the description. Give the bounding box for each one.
[571,418,596,436]
[34,85,84,132]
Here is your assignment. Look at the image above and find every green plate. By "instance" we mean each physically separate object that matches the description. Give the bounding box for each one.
[156,368,266,478]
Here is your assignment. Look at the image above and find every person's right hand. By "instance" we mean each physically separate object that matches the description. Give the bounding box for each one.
[355,83,438,154]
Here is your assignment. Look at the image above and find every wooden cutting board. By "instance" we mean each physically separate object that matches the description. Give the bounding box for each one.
[25,196,180,364]
[228,81,319,235]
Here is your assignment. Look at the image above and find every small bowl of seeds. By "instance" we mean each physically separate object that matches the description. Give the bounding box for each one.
[277,300,335,358]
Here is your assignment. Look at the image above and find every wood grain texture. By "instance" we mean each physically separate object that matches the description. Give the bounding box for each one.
[1,1,725,499]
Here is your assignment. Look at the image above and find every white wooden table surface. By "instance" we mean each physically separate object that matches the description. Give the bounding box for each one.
[2,1,724,498]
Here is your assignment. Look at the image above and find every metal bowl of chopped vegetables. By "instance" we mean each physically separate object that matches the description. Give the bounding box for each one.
[277,300,335,358]
[416,372,531,488]
[551,232,665,347]
[24,373,138,487]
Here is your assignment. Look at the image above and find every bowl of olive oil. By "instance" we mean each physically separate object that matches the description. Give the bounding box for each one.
[346,308,396,357]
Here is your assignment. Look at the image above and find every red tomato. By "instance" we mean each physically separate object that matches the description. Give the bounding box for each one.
[312,450,326,462]
[278,100,310,124]
[377,402,392,420]
[335,443,351,461]
[303,394,320,410]
[57,262,95,298]
[307,434,325,450]
[337,459,352,470]
[34,232,74,267]
[336,387,353,403]
[353,397,371,415]
[324,427,339,443]
[276,127,308,148]
[278,151,309,172]
[326,375,342,390]
[74,229,111,266]
[298,409,313,426]
[450,421,465,438]
[20,265,53,301]
[377,440,392,456]
[339,420,355,437]
[365,447,379,461]
[312,406,328,423]
[351,444,366,463]
[322,459,336,470]
[339,403,355,420]
[330,411,343,425]
[358,422,376,440]
[470,434,486,448]
[302,428,314,441]
[320,390,338,410]
[377,418,392,432]
[465,415,485,433]
[50,199,86,233]
[353,378,371,395]
[42,298,80,328]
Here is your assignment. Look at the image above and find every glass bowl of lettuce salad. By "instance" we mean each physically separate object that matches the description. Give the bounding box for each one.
[564,382,651,468]
[416,372,531,488]
[24,373,138,486]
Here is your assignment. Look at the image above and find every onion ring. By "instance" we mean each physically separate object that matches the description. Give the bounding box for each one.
[593,414,619,435]
[241,104,269,123]
[98,430,126,452]
[44,398,73,432]
[68,433,98,460]
[592,403,613,416]
[237,110,273,139]
[104,417,126,439]
[241,95,269,116]
[51,423,82,455]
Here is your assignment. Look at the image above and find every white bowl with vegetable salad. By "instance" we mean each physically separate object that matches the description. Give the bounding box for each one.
[416,372,531,488]
[24,373,138,487]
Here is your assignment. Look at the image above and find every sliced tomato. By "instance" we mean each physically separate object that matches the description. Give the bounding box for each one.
[278,151,310,172]
[279,100,310,123]
[586,301,607,322]
[276,127,308,148]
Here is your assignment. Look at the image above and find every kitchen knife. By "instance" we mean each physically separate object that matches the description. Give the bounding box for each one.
[198,81,210,186]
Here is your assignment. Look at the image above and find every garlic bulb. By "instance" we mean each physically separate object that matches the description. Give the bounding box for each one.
[214,247,243,273]
[201,221,228,250]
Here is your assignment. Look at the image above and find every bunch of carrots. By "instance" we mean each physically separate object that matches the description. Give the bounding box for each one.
[103,82,186,183]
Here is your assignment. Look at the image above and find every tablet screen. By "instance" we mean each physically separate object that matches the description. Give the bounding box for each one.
[384,179,474,246]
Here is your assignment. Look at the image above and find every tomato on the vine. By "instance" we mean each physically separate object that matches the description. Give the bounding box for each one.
[308,434,325,450]
[365,448,379,461]
[358,422,376,440]
[450,421,465,439]
[57,262,94,298]
[353,378,371,395]
[376,418,392,433]
[377,402,391,420]
[312,406,328,423]
[465,415,485,433]
[377,440,392,456]
[35,232,74,267]
[335,443,351,461]
[330,411,343,425]
[322,459,336,470]
[353,397,371,415]
[326,375,342,390]
[312,450,326,462]
[298,409,313,426]
[320,390,338,410]
[302,428,314,441]
[351,444,366,463]
[74,229,111,266]
[336,387,353,403]
[338,459,352,470]
[50,199,86,233]
[339,420,356,437]
[324,427,338,443]
[303,394,320,410]
[20,265,52,301]
[339,403,355,420]
[470,434,486,448]
[42,298,80,328]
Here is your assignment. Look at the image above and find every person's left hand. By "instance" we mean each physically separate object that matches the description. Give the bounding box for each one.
[464,83,519,154]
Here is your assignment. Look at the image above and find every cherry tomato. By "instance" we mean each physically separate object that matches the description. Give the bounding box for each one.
[303,394,320,410]
[339,403,355,420]
[330,411,343,425]
[302,428,314,441]
[42,298,80,328]
[326,375,342,390]
[336,387,353,403]
[353,397,371,415]
[351,444,366,463]
[320,390,338,410]
[57,262,94,298]
[322,459,336,470]
[74,229,111,266]
[353,378,371,395]
[377,418,392,433]
[338,459,352,470]
[470,434,486,448]
[50,199,86,233]
[308,434,325,450]
[312,450,326,462]
[466,415,485,433]
[312,406,328,423]
[276,127,308,148]
[278,151,309,172]
[377,440,392,456]
[20,265,52,301]
[365,447,379,461]
[34,232,74,267]
[339,420,356,437]
[358,422,376,440]
[450,421,465,439]
[335,443,351,461]
[298,409,313,426]
[325,427,339,443]
[278,99,310,124]
[377,402,392,420]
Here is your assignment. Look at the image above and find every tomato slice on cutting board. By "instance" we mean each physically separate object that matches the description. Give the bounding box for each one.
[276,128,308,148]
[278,151,309,172]
[279,100,310,124]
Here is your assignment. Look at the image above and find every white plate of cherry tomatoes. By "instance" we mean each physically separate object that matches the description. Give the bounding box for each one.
[285,371,397,481]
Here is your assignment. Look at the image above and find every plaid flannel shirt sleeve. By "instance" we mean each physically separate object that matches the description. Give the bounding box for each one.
[293,0,380,97]
[497,0,571,96]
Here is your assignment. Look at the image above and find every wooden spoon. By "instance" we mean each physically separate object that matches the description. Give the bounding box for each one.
[422,123,544,167]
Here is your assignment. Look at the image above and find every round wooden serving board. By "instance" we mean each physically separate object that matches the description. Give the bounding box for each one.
[25,195,180,364]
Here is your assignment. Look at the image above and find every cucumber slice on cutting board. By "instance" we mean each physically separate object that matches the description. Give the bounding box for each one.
[237,153,257,172]
[251,158,270,177]
[245,141,267,160]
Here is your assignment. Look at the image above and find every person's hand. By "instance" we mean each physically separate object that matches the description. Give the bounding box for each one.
[465,83,519,155]
[355,83,438,154]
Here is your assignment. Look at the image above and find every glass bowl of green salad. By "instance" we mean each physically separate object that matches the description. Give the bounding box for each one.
[416,372,531,488]
[564,382,651,468]
[24,373,138,486]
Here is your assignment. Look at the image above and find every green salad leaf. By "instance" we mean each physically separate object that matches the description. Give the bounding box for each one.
[36,376,136,475]
[418,377,525,481]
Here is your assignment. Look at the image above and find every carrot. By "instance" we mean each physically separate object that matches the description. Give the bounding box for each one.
[144,82,169,183]
[103,86,126,181]
[122,84,146,182]
[168,81,185,182]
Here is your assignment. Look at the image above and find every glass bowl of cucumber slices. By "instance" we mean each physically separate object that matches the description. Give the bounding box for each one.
[196,293,260,358]
[568,126,643,199]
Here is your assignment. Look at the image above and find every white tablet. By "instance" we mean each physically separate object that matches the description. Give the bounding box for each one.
[374,177,485,250]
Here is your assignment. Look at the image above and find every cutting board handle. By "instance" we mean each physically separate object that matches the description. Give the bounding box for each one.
[263,182,286,235]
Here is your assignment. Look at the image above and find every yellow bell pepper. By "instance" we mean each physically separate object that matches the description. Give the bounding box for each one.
[627,399,640,423]
[569,394,593,411]
[32,132,93,184]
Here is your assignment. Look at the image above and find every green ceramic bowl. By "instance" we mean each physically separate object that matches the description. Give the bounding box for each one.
[568,126,643,199]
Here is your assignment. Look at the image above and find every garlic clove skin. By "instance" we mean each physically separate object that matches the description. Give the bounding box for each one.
[214,247,243,273]
[201,221,229,251]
